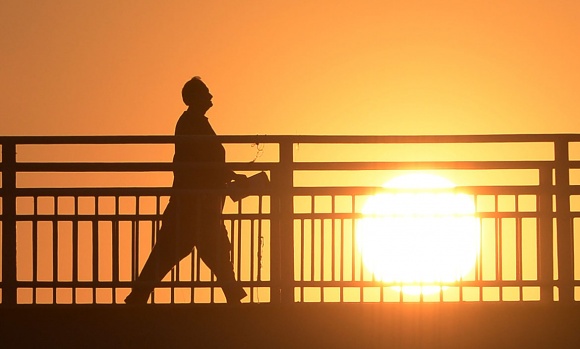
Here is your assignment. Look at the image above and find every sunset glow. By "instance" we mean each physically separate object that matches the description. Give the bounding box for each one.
[357,173,480,295]
[2,1,580,347]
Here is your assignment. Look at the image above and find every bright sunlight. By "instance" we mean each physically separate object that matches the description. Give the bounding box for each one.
[356,173,480,295]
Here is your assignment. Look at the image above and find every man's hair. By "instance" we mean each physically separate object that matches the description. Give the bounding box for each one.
[181,76,208,106]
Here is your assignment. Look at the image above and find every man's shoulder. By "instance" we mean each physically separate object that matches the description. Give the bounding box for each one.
[175,112,210,135]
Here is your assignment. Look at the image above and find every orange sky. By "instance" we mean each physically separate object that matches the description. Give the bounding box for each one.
[1,1,579,137]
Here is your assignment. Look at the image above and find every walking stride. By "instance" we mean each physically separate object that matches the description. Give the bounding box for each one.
[125,76,247,304]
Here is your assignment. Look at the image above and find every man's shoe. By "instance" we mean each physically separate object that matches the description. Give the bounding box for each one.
[124,291,149,305]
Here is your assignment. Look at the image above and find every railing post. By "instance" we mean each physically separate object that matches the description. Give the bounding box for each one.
[538,167,554,302]
[554,140,574,302]
[270,140,294,303]
[2,141,17,305]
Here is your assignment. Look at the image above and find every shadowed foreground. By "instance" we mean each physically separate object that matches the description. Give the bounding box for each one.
[1,303,579,348]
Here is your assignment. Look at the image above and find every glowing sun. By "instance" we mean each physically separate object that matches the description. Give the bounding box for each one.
[356,173,480,295]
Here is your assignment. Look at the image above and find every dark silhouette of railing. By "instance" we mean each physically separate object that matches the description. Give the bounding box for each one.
[1,134,579,306]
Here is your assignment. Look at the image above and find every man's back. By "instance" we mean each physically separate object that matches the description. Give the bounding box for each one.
[172,110,226,190]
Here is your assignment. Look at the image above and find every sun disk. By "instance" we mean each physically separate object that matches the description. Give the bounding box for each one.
[356,173,480,295]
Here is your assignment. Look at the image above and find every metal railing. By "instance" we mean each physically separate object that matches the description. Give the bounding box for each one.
[1,134,579,305]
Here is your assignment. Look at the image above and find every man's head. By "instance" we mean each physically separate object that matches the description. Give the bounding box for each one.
[182,76,213,112]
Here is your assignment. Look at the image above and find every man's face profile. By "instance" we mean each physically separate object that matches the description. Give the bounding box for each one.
[183,78,213,113]
[197,86,213,112]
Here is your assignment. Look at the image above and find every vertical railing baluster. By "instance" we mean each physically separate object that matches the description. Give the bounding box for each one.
[340,218,344,303]
[331,196,335,285]
[152,195,160,304]
[476,195,483,302]
[72,196,78,304]
[92,196,99,303]
[516,219,523,299]
[133,196,140,287]
[515,197,523,300]
[496,195,501,301]
[32,196,38,304]
[112,196,119,303]
[299,218,305,302]
[52,196,58,303]
[249,218,255,303]
[1,141,17,305]
[554,140,574,302]
[351,196,356,302]
[256,195,263,292]
[310,209,315,292]
[236,201,243,302]
[270,140,294,303]
[539,167,554,302]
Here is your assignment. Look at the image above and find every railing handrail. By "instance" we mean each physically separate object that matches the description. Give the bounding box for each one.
[2,133,580,144]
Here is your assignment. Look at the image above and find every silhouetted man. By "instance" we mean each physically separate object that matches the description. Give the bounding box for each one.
[125,76,247,304]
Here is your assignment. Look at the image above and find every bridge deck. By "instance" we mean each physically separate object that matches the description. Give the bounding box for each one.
[2,303,579,348]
